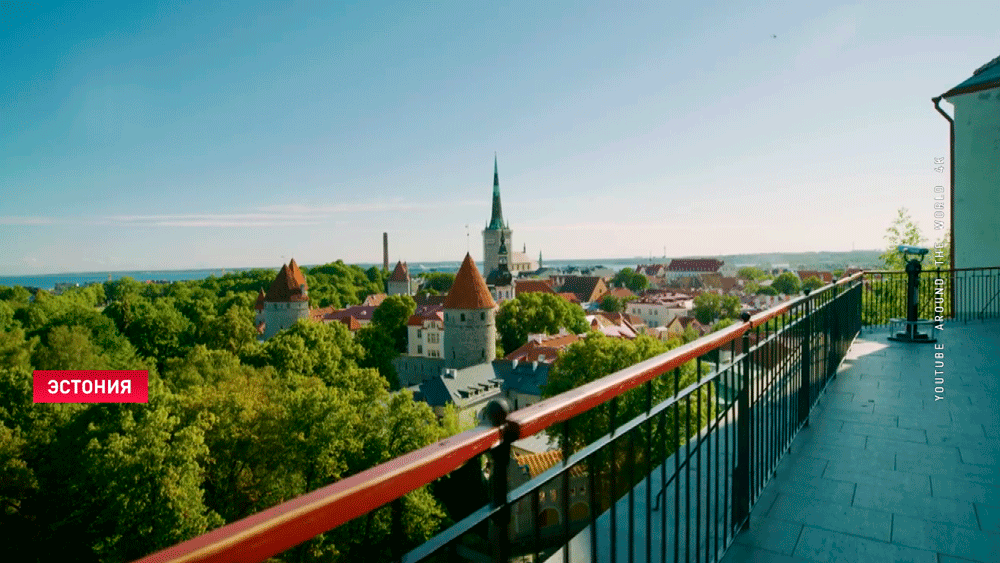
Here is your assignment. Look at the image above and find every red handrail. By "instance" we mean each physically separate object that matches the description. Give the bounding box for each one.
[135,426,503,563]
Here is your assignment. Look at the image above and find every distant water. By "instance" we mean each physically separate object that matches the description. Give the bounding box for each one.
[0,268,260,291]
[0,258,646,291]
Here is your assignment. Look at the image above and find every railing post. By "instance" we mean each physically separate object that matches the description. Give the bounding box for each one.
[829,281,839,380]
[732,312,752,532]
[799,289,812,427]
[486,399,512,563]
[391,498,403,559]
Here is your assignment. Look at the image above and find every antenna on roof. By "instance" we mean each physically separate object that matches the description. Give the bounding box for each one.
[466,225,469,252]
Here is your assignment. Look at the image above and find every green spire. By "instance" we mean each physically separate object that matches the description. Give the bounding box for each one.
[488,154,505,230]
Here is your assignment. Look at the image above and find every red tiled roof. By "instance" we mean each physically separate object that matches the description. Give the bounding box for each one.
[310,306,336,322]
[515,279,555,296]
[558,292,580,304]
[608,287,635,299]
[504,333,581,363]
[389,261,409,282]
[406,309,444,327]
[444,254,496,310]
[797,270,834,284]
[324,306,375,322]
[254,288,266,311]
[264,259,309,303]
[667,259,724,273]
[514,450,587,478]
[363,293,387,307]
[336,316,362,331]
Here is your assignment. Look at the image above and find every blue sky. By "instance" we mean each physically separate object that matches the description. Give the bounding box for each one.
[1,0,996,275]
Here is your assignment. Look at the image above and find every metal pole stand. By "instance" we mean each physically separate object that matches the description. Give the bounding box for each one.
[888,255,937,343]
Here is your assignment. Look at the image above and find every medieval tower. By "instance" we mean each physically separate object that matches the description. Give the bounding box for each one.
[261,258,310,340]
[387,260,412,296]
[443,253,497,370]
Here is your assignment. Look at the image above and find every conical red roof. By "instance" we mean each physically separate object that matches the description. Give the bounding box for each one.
[254,287,266,310]
[389,261,409,282]
[264,259,309,302]
[443,253,496,310]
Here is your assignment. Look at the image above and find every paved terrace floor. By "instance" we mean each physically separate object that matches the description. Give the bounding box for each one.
[721,319,1000,563]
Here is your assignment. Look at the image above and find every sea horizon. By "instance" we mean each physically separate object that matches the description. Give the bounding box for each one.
[0,249,882,292]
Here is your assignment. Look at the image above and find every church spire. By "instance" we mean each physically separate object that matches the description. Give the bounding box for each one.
[488,154,505,230]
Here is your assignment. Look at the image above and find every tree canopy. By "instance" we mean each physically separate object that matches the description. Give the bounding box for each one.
[612,268,649,292]
[802,276,824,292]
[770,272,802,295]
[496,292,589,353]
[737,266,770,281]
[0,264,468,563]
[692,293,741,325]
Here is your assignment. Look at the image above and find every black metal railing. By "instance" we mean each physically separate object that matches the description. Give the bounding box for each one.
[862,267,1000,325]
[400,276,863,563]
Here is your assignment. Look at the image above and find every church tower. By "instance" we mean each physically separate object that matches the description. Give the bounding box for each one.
[444,253,497,370]
[482,155,512,277]
[486,232,514,304]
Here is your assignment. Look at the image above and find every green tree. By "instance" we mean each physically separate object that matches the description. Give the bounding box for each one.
[372,295,416,353]
[420,272,456,294]
[802,275,824,292]
[612,268,649,292]
[600,295,623,313]
[496,292,589,353]
[720,294,741,319]
[771,272,802,295]
[126,299,194,362]
[32,325,108,370]
[203,305,256,355]
[258,320,364,385]
[879,208,924,270]
[356,325,401,389]
[693,293,722,325]
[0,286,31,304]
[756,284,779,296]
[737,267,769,281]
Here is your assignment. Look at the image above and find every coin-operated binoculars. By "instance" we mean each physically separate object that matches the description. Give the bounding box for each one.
[888,245,937,343]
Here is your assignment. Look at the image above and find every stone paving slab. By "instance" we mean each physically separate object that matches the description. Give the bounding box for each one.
[725,321,1000,563]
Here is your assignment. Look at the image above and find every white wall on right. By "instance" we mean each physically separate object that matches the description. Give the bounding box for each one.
[949,87,1000,270]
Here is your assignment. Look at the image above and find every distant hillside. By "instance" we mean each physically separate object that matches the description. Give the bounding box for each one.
[698,250,883,271]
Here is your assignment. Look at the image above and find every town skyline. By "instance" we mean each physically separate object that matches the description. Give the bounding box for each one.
[3,1,994,276]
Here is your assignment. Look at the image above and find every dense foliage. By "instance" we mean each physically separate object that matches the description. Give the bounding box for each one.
[0,264,466,563]
[692,293,741,325]
[495,292,589,353]
[612,267,649,292]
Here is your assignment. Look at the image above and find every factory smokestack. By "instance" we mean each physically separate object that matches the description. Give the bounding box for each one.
[383,232,389,271]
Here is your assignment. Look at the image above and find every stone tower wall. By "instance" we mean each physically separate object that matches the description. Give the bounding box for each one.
[444,307,497,370]
[263,301,310,340]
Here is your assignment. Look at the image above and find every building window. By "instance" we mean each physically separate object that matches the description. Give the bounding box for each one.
[461,313,466,322]
[418,345,423,354]
[417,329,422,338]
[480,312,485,320]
